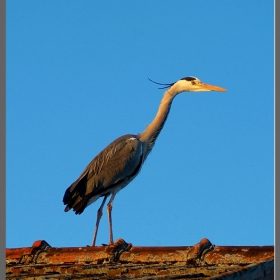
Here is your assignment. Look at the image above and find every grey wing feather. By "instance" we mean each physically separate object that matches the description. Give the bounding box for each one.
[63,134,143,214]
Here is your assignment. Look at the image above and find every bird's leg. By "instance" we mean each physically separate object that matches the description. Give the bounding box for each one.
[107,192,117,245]
[91,195,108,246]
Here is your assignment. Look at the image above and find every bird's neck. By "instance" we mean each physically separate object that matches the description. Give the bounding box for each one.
[138,86,178,158]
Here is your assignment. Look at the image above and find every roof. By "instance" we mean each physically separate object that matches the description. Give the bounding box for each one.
[6,238,274,279]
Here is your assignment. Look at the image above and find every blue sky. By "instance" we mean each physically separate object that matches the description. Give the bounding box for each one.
[6,1,274,248]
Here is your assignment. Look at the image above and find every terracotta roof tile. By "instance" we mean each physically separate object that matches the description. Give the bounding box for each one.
[6,238,274,279]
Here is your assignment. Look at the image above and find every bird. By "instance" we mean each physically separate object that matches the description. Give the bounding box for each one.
[63,76,227,246]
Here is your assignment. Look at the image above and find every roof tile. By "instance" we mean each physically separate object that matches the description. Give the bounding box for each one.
[6,238,274,279]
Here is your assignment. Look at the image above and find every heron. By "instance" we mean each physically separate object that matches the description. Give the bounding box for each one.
[63,76,227,246]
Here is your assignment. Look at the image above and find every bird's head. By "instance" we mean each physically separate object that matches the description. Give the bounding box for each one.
[149,76,227,94]
[175,76,227,93]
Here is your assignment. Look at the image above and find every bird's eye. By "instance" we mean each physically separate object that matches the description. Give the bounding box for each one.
[191,81,196,85]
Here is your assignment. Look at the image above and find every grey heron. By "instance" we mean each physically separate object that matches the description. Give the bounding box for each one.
[63,76,227,246]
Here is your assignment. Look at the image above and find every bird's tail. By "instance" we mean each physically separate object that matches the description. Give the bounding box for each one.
[63,187,74,212]
[63,175,88,214]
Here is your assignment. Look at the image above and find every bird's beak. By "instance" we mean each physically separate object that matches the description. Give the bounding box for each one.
[200,83,227,92]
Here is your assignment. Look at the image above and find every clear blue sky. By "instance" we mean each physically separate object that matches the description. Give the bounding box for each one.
[6,1,274,248]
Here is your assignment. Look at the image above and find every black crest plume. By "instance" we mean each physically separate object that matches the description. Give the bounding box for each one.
[148,78,175,89]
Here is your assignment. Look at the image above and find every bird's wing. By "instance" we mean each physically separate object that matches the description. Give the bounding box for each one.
[88,135,142,188]
[63,134,143,214]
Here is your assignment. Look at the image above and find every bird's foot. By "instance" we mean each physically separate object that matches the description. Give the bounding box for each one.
[105,238,132,262]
